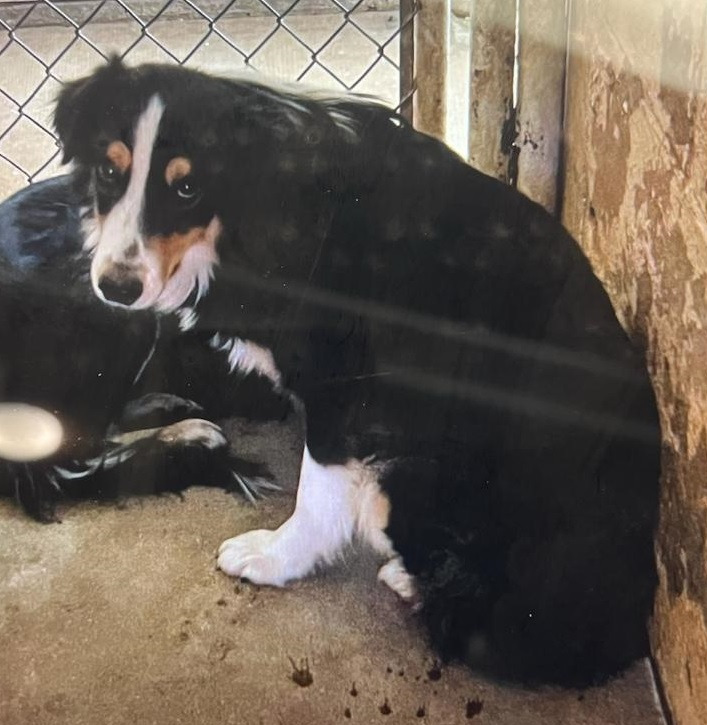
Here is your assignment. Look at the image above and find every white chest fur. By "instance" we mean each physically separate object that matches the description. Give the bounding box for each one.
[209,333,282,387]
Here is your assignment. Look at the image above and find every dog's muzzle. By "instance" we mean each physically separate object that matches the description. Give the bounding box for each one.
[97,266,144,307]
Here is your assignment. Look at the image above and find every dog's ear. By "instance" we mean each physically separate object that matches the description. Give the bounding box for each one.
[54,55,128,163]
[54,76,90,163]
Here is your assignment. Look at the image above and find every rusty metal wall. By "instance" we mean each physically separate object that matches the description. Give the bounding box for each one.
[561,2,707,722]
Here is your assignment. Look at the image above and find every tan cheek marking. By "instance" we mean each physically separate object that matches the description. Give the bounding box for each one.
[146,227,207,282]
[352,463,394,557]
[165,156,192,186]
[106,141,132,174]
[351,467,419,607]
[368,489,391,533]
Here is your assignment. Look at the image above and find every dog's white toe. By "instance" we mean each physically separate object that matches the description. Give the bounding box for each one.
[378,556,419,607]
[218,529,291,586]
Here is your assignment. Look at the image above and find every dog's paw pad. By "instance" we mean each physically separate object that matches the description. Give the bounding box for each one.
[378,557,420,608]
[157,418,226,449]
[217,529,289,586]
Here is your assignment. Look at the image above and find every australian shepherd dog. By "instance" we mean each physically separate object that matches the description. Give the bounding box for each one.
[47,58,660,686]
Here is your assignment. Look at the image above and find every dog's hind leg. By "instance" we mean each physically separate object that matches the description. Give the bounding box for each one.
[218,444,396,586]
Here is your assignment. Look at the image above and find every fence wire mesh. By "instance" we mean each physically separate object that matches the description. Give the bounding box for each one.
[0,0,416,193]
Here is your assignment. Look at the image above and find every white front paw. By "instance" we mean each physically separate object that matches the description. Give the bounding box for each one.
[218,529,291,587]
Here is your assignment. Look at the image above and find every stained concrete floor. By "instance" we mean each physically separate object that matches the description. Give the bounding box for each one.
[0,415,667,725]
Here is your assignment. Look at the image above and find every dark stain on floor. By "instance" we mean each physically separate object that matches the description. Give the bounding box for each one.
[288,656,313,687]
[466,698,484,718]
[427,660,443,681]
[379,697,392,715]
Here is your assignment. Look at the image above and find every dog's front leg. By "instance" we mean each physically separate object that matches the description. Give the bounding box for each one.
[218,445,362,586]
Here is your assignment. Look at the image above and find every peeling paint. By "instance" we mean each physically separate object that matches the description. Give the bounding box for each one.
[658,12,697,149]
[590,68,643,222]
[563,1,707,721]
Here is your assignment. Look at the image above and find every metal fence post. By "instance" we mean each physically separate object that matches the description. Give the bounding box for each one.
[515,0,568,214]
[468,0,516,182]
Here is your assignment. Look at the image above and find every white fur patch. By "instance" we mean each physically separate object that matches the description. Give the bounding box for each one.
[378,556,419,607]
[151,217,220,313]
[217,445,393,586]
[89,95,164,304]
[176,307,199,332]
[240,76,383,141]
[209,333,281,386]
[81,205,99,252]
[324,105,367,140]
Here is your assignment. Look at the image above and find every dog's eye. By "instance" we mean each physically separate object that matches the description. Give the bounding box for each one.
[173,176,201,203]
[96,161,119,184]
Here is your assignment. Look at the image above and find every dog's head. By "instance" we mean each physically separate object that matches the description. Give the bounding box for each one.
[55,59,225,311]
[55,58,395,313]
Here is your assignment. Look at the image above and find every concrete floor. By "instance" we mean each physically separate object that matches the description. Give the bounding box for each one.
[0,415,667,725]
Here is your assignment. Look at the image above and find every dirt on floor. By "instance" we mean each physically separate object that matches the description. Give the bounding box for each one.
[0,416,666,725]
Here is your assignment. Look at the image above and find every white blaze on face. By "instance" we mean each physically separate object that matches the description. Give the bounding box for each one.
[86,94,220,313]
[89,95,164,306]
[0,403,63,462]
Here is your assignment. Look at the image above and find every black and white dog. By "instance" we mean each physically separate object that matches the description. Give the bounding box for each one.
[52,58,661,686]
[0,174,290,521]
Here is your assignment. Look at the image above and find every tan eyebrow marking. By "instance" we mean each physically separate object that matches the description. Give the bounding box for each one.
[165,156,192,186]
[106,140,132,174]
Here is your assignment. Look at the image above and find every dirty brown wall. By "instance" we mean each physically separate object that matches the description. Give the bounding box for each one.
[561,1,707,722]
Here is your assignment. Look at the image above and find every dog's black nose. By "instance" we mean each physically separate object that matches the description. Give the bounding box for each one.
[97,276,143,306]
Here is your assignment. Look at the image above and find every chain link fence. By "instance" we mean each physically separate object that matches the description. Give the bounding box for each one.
[0,0,416,194]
